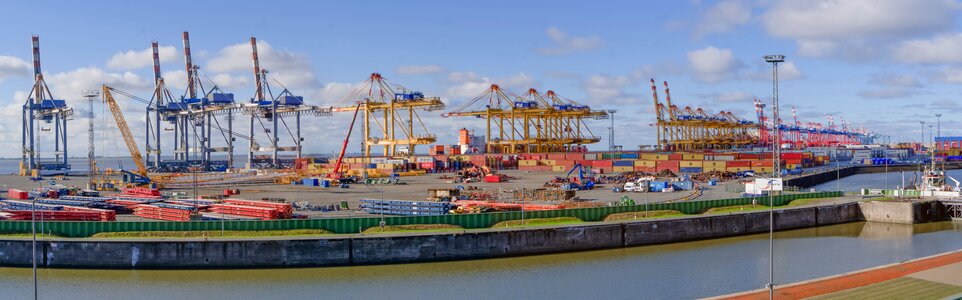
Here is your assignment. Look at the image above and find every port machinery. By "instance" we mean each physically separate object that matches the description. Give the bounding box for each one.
[330,73,444,157]
[141,33,330,172]
[754,100,870,148]
[20,35,74,176]
[650,77,871,150]
[651,79,756,150]
[444,84,608,154]
[244,36,331,168]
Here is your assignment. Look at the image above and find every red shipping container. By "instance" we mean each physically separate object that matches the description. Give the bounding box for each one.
[727,160,752,167]
[668,154,683,160]
[567,153,585,160]
[656,160,680,171]
[592,160,613,167]
[782,153,803,159]
[752,160,774,167]
[419,162,435,169]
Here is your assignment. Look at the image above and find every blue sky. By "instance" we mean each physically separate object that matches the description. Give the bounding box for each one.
[1,0,961,158]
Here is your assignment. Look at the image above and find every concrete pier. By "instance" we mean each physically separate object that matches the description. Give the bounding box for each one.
[0,202,865,269]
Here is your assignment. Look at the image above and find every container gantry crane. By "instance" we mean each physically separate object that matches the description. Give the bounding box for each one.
[21,35,73,176]
[244,36,331,168]
[331,73,444,157]
[651,79,755,150]
[444,84,607,153]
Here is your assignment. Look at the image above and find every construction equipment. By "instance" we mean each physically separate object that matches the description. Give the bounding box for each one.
[102,85,151,185]
[565,163,595,190]
[444,84,607,153]
[329,102,362,180]
[331,73,444,157]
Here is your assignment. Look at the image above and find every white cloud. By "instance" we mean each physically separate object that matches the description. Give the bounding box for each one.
[762,0,960,58]
[444,71,536,99]
[743,61,804,81]
[106,46,177,70]
[0,55,31,81]
[210,74,250,90]
[46,67,151,101]
[206,40,310,74]
[687,46,742,83]
[893,33,962,64]
[701,91,756,104]
[536,27,605,55]
[396,64,445,75]
[694,0,752,38]
[931,66,962,84]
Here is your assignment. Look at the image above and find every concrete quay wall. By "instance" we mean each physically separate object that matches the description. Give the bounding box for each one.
[0,203,865,269]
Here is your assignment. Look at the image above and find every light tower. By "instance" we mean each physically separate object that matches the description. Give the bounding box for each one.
[763,53,785,300]
[82,89,99,187]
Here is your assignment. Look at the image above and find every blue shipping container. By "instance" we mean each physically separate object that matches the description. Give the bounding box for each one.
[679,167,702,173]
[621,153,639,159]
[613,160,634,167]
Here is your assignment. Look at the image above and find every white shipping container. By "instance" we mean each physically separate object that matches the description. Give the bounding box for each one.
[415,157,434,163]
[371,157,388,164]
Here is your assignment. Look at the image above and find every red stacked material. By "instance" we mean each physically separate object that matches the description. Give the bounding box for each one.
[122,187,161,197]
[61,206,116,221]
[223,199,293,218]
[7,189,29,200]
[208,204,280,220]
[1,210,107,221]
[727,161,752,168]
[782,153,804,159]
[454,200,564,211]
[133,205,196,222]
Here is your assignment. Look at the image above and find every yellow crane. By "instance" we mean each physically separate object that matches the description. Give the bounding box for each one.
[102,85,149,179]
[330,73,444,157]
[444,85,607,153]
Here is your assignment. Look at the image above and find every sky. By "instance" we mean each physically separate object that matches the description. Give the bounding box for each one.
[0,0,961,158]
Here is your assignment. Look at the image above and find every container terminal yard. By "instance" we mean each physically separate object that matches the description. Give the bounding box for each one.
[4,25,962,300]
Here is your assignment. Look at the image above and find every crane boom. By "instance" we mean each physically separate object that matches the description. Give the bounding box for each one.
[102,85,149,177]
[330,102,362,179]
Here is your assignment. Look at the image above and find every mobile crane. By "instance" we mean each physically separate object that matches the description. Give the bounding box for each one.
[102,85,152,185]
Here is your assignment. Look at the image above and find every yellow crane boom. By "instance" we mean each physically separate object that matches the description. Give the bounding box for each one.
[102,85,148,177]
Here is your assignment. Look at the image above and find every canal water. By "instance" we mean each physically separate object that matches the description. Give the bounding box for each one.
[1,221,961,299]
[811,168,962,192]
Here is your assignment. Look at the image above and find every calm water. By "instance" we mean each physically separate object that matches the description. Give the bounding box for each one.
[811,168,962,192]
[1,221,961,299]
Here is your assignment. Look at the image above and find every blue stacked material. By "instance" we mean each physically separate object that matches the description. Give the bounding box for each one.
[359,199,452,216]
[613,160,634,167]
[679,167,702,173]
[0,200,62,211]
[59,196,111,202]
[154,203,197,212]
[35,199,90,207]
[320,180,331,188]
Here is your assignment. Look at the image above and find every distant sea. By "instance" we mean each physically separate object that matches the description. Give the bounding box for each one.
[0,153,340,174]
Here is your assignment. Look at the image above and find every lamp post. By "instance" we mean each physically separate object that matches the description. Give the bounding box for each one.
[764,54,785,300]
[920,121,925,151]
[606,109,618,152]
[936,114,942,149]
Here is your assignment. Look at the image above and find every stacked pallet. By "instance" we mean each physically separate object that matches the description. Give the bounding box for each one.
[360,199,453,216]
[208,203,282,220]
[223,199,293,219]
[133,204,198,222]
